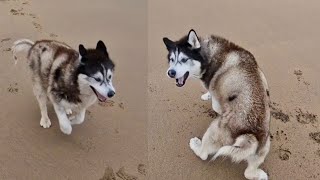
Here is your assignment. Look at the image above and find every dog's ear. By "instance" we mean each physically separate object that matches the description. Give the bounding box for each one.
[96,40,108,55]
[79,44,87,56]
[187,29,200,49]
[163,37,175,50]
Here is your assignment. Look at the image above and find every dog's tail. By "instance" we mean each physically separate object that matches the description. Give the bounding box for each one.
[211,134,258,163]
[12,39,34,64]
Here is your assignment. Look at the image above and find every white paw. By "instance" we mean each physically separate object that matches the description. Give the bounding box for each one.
[245,169,268,180]
[60,123,72,135]
[65,109,72,115]
[40,117,51,128]
[257,169,268,180]
[201,92,211,101]
[189,137,201,151]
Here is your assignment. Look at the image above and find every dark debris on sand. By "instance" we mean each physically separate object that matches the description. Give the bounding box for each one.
[295,108,318,124]
[270,102,290,123]
[309,132,320,144]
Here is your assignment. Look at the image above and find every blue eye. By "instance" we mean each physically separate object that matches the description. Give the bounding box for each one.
[95,78,102,82]
[181,58,188,63]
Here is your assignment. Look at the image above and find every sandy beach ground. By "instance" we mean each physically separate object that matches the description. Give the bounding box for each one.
[0,0,147,179]
[148,0,320,179]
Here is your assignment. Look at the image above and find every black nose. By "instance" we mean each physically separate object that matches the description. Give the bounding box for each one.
[107,91,115,98]
[168,69,176,78]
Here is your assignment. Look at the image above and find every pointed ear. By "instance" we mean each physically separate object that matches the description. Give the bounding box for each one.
[79,44,87,56]
[96,40,108,55]
[163,37,175,50]
[187,29,200,49]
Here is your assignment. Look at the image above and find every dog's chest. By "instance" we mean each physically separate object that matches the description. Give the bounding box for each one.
[60,94,97,112]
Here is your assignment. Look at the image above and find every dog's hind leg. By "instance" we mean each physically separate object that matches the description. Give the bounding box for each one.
[211,134,269,180]
[201,91,211,101]
[33,82,51,128]
[70,109,86,125]
[52,103,72,135]
[244,136,270,180]
[189,119,222,160]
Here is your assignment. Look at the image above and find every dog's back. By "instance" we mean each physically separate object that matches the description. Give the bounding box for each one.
[204,35,270,150]
[12,39,79,90]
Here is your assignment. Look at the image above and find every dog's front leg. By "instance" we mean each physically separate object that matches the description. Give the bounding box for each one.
[70,109,86,125]
[211,93,222,115]
[52,103,72,135]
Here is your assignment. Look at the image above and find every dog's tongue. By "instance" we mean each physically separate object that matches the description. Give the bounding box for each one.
[96,91,107,102]
[178,77,184,85]
[176,76,185,87]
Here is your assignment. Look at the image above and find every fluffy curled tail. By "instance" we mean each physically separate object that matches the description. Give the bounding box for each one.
[211,134,258,163]
[12,39,34,64]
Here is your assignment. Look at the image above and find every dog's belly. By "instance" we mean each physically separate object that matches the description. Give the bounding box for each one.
[211,92,222,114]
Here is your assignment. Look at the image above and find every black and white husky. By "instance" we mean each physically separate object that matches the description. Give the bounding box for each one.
[163,30,271,180]
[12,39,115,135]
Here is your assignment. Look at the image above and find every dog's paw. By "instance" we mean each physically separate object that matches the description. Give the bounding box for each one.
[65,109,72,115]
[245,169,268,180]
[201,92,211,101]
[257,169,268,180]
[189,137,201,151]
[40,117,51,128]
[60,123,72,135]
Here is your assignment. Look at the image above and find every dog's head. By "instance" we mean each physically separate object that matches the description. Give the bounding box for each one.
[163,29,203,87]
[78,40,115,102]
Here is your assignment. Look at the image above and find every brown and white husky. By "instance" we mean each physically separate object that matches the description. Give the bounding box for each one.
[163,30,271,180]
[12,39,115,135]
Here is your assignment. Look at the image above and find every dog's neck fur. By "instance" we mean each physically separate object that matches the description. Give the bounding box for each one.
[197,36,223,89]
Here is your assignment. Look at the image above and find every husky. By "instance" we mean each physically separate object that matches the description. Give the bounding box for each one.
[163,30,271,180]
[12,39,115,135]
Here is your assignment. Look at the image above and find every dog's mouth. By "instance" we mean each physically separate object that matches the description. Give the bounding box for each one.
[90,86,107,102]
[176,72,189,87]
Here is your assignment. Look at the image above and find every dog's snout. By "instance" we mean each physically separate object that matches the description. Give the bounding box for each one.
[168,69,176,78]
[107,91,115,98]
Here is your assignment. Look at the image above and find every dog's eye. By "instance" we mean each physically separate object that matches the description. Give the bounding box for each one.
[181,58,188,63]
[94,78,102,82]
[108,75,112,79]
[170,58,174,62]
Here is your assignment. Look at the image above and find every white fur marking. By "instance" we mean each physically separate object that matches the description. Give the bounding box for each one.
[101,64,106,80]
[225,52,240,68]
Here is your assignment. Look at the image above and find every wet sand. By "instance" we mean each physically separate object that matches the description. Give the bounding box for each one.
[148,0,320,179]
[0,0,147,179]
